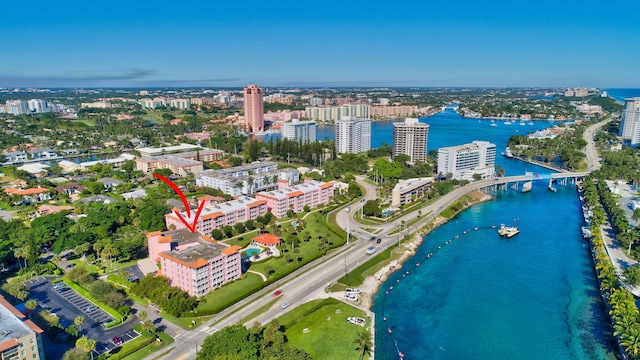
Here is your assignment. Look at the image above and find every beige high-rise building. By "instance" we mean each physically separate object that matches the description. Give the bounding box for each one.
[392,118,429,163]
[244,84,264,133]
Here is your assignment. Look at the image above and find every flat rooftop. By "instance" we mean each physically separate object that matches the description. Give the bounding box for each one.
[137,143,201,156]
[0,299,31,342]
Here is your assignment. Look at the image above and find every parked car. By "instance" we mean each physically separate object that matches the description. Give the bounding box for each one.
[112,336,123,346]
[345,288,361,294]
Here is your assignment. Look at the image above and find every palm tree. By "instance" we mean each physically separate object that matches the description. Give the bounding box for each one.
[74,316,85,332]
[621,325,640,357]
[353,330,372,360]
[76,336,96,359]
[624,265,640,287]
[247,177,255,195]
[138,310,148,322]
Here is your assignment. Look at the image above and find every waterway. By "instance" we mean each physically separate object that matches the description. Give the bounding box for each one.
[368,110,617,359]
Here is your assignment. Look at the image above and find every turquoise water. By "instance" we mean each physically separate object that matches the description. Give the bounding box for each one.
[370,111,617,359]
[246,248,260,257]
[373,185,617,359]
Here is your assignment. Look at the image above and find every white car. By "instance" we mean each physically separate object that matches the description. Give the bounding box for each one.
[280,302,290,309]
[345,294,359,302]
[345,288,361,294]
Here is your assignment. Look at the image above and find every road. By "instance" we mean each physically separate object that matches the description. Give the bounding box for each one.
[583,117,612,171]
[152,121,610,360]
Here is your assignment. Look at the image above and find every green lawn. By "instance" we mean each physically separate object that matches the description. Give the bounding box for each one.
[195,272,265,313]
[192,211,345,316]
[121,332,174,360]
[282,299,369,360]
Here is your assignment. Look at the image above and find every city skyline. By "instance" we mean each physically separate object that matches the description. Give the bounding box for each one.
[1,1,639,88]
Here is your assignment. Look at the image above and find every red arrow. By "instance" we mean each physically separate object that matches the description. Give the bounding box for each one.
[153,173,205,233]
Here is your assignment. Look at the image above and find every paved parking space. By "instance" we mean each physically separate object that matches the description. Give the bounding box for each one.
[26,276,139,356]
[53,284,115,324]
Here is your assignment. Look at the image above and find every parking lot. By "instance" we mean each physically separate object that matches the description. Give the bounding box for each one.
[26,277,141,356]
[53,283,115,324]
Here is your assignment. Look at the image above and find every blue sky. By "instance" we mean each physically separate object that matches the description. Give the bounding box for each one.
[1,0,639,88]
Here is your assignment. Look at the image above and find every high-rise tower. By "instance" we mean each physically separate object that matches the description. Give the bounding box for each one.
[392,118,429,163]
[244,84,264,133]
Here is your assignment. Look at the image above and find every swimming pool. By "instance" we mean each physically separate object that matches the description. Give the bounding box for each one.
[246,248,261,257]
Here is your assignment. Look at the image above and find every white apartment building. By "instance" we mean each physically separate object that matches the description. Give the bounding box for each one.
[282,119,316,143]
[5,100,29,115]
[619,98,640,140]
[169,99,191,109]
[437,141,496,181]
[305,104,370,123]
[195,162,300,196]
[335,116,371,154]
[392,118,429,163]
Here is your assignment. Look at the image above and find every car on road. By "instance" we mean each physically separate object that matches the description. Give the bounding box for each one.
[366,246,377,255]
[112,336,123,346]
[369,236,376,241]
[273,289,282,296]
[376,238,382,244]
[280,302,290,309]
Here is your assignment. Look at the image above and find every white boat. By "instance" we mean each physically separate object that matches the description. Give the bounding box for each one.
[520,120,526,126]
[522,181,532,193]
[347,317,366,326]
[490,120,497,127]
[501,147,513,158]
[504,121,512,125]
[498,224,520,238]
[581,226,591,239]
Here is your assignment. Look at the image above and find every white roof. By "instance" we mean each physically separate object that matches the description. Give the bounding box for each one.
[17,163,49,174]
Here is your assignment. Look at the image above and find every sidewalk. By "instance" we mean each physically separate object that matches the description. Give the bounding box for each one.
[599,220,640,296]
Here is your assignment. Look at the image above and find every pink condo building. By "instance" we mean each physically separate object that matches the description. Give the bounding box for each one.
[255,179,335,218]
[166,196,268,237]
[244,84,264,133]
[147,229,242,297]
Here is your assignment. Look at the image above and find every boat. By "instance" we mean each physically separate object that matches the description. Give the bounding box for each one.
[522,181,532,193]
[498,223,520,238]
[581,226,591,239]
[520,120,526,126]
[504,121,512,125]
[501,147,514,158]
[490,120,497,127]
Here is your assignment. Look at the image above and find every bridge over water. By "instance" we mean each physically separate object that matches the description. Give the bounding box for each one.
[476,171,588,193]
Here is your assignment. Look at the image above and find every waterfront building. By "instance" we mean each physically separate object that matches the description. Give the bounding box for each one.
[263,110,307,123]
[165,196,268,237]
[147,229,242,296]
[282,119,316,143]
[392,118,429,163]
[137,143,202,157]
[135,156,203,176]
[195,162,299,196]
[305,104,370,123]
[437,140,496,181]
[335,116,371,154]
[4,187,51,204]
[0,295,45,360]
[255,179,335,217]
[391,177,434,208]
[619,98,640,141]
[244,84,264,133]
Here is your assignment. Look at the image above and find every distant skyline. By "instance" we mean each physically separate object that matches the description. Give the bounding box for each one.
[2,1,639,88]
